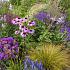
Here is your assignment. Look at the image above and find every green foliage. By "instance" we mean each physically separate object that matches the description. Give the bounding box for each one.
[66,8,70,21]
[27,3,47,18]
[9,0,21,6]
[59,0,70,10]
[11,6,22,16]
[20,0,48,17]
[34,20,64,44]
[0,23,18,37]
[20,0,36,17]
[29,43,70,70]
[38,28,64,44]
[0,2,10,14]
[0,61,7,70]
[6,60,24,70]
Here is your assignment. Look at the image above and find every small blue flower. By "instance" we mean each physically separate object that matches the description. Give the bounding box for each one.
[38,62,43,70]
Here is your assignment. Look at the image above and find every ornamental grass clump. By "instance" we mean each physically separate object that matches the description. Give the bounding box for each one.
[29,43,70,70]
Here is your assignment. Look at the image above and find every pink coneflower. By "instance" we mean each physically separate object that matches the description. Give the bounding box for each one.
[11,19,17,24]
[20,32,27,38]
[19,25,24,31]
[23,26,28,33]
[28,21,36,26]
[22,18,27,23]
[15,30,20,35]
[12,18,21,25]
[28,29,35,34]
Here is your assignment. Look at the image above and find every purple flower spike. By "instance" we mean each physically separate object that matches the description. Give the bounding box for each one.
[34,60,39,68]
[31,61,35,69]
[38,62,43,70]
[24,58,44,70]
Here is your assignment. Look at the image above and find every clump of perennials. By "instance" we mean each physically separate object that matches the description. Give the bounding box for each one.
[0,37,19,60]
[35,11,70,41]
[12,17,36,37]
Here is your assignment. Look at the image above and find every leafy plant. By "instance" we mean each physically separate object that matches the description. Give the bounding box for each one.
[66,8,70,21]
[38,28,64,44]
[29,43,70,70]
[6,60,24,70]
[9,0,21,6]
[0,23,18,37]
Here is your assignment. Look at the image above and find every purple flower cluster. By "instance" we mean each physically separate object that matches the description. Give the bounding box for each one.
[34,11,51,24]
[24,57,44,70]
[0,37,19,60]
[12,17,36,37]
